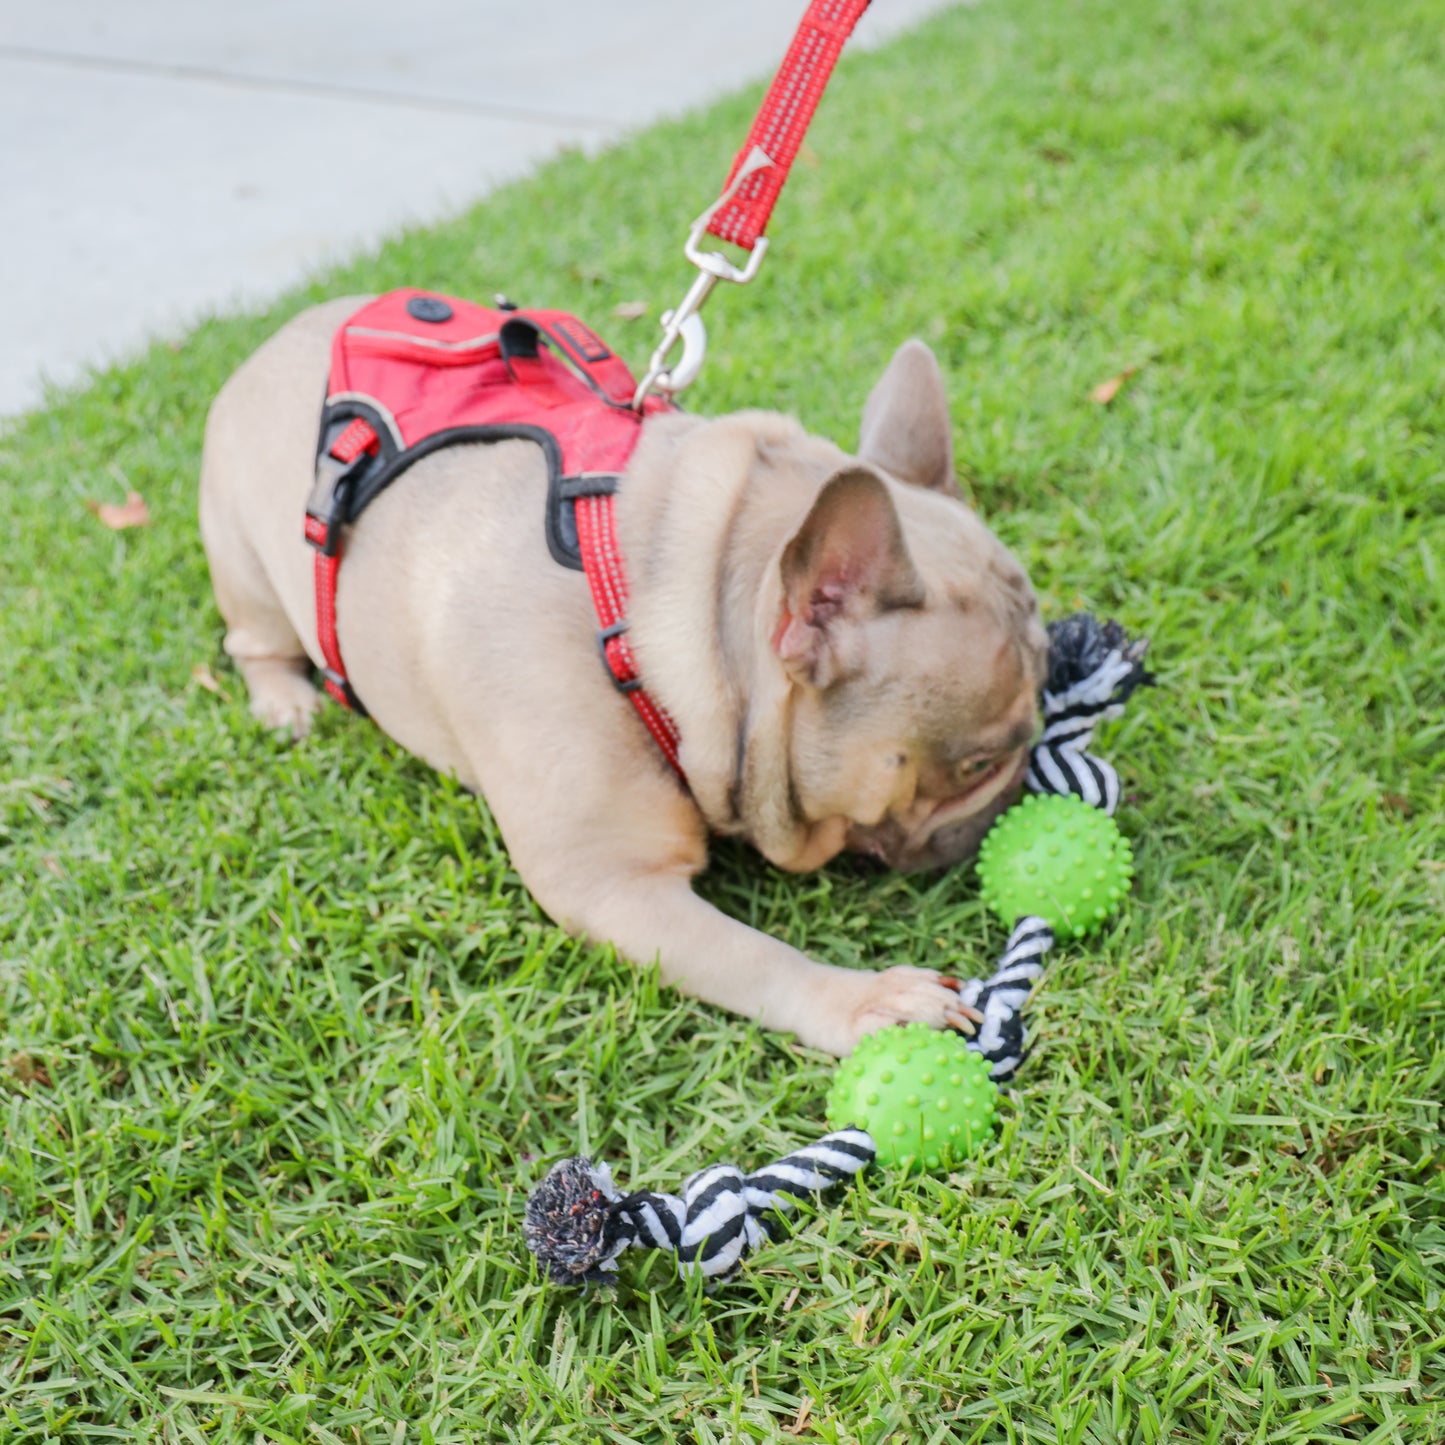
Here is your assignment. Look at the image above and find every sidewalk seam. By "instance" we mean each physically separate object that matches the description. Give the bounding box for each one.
[0,43,616,130]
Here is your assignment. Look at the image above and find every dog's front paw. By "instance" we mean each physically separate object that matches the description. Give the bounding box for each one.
[818,965,980,1057]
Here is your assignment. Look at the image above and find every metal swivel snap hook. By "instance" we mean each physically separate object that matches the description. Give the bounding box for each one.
[632,149,773,410]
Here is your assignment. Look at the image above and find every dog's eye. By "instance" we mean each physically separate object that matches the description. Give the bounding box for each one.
[959,756,994,778]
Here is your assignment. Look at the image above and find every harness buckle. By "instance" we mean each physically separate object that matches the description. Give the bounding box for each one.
[319,664,369,717]
[598,620,644,694]
[305,458,355,557]
[305,437,377,556]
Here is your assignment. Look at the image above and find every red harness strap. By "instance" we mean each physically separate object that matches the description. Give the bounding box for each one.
[704,0,873,252]
[574,493,684,776]
[304,290,686,781]
[305,416,380,710]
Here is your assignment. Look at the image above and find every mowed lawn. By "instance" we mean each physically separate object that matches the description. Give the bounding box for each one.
[3,0,1443,1439]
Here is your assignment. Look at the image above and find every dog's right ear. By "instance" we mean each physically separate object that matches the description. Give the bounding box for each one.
[774,467,924,688]
[857,339,958,496]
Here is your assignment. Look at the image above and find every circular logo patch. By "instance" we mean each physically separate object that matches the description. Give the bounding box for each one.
[405,295,454,324]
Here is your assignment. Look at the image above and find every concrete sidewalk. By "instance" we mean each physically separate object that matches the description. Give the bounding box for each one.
[1,0,956,416]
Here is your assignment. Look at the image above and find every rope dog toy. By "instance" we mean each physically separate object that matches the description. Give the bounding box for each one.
[951,614,1152,1082]
[525,614,1153,1285]
[1028,614,1154,813]
[952,914,1056,1083]
[524,1132,875,1285]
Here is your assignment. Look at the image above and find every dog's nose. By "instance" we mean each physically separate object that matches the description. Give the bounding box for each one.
[888,795,935,832]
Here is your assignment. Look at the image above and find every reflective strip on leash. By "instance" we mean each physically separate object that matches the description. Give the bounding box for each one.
[705,0,874,252]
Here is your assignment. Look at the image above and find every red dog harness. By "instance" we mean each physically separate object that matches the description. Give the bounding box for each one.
[304,289,684,778]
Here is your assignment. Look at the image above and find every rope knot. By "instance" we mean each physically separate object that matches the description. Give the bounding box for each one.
[526,1131,876,1285]
[1027,613,1154,815]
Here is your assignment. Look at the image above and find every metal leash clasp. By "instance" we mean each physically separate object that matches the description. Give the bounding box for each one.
[633,149,773,410]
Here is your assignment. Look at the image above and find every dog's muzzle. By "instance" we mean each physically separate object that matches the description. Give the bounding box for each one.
[846,754,1028,873]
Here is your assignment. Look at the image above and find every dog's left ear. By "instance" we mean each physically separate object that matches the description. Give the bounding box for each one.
[775,467,924,688]
[857,339,958,495]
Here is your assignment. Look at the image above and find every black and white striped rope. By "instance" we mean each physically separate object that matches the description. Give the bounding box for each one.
[955,915,1055,1083]
[525,1129,876,1285]
[1025,614,1153,815]
[959,614,1152,1082]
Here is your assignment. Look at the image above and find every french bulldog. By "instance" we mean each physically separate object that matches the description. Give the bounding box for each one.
[199,297,1047,1056]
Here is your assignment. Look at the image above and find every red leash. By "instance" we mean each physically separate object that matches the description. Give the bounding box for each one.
[706,0,873,253]
[634,0,872,405]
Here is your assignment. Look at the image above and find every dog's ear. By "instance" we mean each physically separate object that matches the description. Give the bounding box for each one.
[857,339,958,495]
[775,467,924,687]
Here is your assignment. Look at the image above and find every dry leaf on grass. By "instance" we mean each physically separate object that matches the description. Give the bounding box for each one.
[1089,366,1139,405]
[785,1398,812,1435]
[85,490,150,529]
[191,663,232,700]
[612,301,648,320]
[9,1052,53,1089]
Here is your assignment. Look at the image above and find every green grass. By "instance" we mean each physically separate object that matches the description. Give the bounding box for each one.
[3,0,1443,1438]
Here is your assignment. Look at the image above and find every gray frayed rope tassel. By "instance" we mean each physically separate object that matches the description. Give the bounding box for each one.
[525,1130,875,1285]
[959,614,1153,1082]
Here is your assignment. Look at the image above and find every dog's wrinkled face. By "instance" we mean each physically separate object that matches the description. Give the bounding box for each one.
[771,341,1047,872]
[835,600,1042,873]
[778,481,1045,871]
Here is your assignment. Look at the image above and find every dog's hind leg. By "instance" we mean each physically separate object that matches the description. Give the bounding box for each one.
[199,458,320,739]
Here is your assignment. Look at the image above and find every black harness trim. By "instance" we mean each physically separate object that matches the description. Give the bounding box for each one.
[312,398,613,572]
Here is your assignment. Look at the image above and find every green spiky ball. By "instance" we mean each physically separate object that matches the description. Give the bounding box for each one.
[826,1022,998,1172]
[976,793,1132,939]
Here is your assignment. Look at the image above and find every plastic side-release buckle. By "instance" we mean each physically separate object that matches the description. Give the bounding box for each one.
[319,665,368,714]
[305,456,357,556]
[305,422,380,555]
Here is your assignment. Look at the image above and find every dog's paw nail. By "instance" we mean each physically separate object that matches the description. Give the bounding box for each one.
[939,975,962,992]
[946,1013,978,1037]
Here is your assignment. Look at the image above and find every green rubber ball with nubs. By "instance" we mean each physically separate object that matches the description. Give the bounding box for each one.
[827,1022,999,1171]
[975,793,1132,939]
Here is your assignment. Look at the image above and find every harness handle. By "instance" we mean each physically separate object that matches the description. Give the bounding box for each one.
[502,310,651,411]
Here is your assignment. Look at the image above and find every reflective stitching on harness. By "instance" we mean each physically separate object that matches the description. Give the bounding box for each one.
[328,417,379,464]
[323,390,405,449]
[344,325,502,353]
